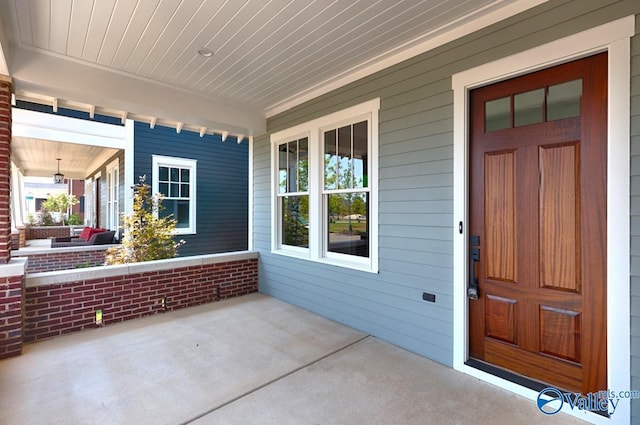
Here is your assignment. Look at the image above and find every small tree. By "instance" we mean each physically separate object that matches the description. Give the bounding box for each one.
[41,193,79,224]
[105,176,184,265]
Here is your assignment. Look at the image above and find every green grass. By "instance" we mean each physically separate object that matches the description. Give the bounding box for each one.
[328,221,367,234]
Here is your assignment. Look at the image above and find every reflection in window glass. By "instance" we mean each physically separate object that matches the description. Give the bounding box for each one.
[514,88,545,127]
[353,121,368,188]
[281,195,309,248]
[159,183,169,196]
[327,192,368,258]
[324,130,337,190]
[547,79,582,121]
[485,97,510,132]
[278,144,288,194]
[160,200,190,228]
[279,138,308,194]
[159,166,168,181]
[338,126,352,189]
[298,138,309,192]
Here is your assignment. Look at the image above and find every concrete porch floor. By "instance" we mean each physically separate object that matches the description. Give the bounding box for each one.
[0,294,585,425]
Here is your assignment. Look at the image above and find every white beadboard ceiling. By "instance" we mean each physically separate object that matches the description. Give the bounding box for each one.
[0,0,544,176]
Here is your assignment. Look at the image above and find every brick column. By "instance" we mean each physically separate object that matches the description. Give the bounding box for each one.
[0,76,24,358]
[0,77,11,264]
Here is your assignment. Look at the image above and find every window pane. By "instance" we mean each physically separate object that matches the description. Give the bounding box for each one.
[159,166,169,181]
[171,183,179,198]
[337,125,352,189]
[485,97,510,132]
[298,138,309,192]
[353,121,368,188]
[327,192,369,258]
[547,79,582,121]
[287,140,298,192]
[180,183,189,198]
[281,195,309,248]
[278,144,288,193]
[176,201,189,228]
[181,168,190,183]
[170,167,180,182]
[159,183,169,196]
[324,130,337,190]
[514,88,544,127]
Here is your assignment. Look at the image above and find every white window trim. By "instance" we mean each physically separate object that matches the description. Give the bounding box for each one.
[451,16,633,425]
[106,158,119,234]
[152,155,197,235]
[271,98,380,273]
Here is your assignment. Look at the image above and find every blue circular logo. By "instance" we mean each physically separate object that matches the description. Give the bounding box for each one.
[537,387,564,415]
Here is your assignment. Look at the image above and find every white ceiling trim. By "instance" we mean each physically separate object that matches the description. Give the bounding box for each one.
[10,45,266,136]
[265,0,549,118]
[12,108,128,148]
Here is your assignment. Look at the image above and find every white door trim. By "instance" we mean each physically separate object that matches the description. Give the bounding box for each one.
[451,15,633,425]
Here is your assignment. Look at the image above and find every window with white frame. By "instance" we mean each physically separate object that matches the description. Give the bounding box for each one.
[278,137,310,249]
[106,158,119,232]
[152,155,197,235]
[271,99,379,272]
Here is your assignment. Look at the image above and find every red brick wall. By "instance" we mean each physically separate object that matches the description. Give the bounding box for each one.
[26,226,72,240]
[24,258,258,343]
[0,275,24,358]
[0,79,12,264]
[19,249,108,273]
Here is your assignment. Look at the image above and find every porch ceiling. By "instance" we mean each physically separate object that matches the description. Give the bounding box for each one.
[11,137,118,179]
[0,0,544,138]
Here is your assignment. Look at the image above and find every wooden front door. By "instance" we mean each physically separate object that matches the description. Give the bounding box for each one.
[468,53,607,395]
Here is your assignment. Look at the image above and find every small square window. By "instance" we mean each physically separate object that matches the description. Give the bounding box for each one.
[152,155,197,235]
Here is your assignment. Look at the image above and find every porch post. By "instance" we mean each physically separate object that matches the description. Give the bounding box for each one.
[0,75,27,359]
[0,76,11,263]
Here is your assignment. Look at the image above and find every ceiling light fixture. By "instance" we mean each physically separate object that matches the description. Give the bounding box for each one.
[53,158,64,184]
[198,48,213,58]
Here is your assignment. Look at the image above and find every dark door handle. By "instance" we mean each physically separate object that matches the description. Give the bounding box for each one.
[468,235,480,299]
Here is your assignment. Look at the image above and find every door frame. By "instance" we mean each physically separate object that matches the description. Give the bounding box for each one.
[452,16,633,424]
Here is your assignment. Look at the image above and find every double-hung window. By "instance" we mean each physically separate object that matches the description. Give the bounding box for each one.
[278,137,310,250]
[152,155,197,235]
[271,99,379,272]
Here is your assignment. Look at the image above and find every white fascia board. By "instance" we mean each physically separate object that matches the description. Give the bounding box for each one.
[12,108,127,148]
[11,47,266,136]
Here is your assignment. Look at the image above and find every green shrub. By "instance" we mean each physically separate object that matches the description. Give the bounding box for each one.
[105,176,185,265]
[67,213,83,225]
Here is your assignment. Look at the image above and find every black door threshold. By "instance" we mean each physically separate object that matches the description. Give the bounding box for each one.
[465,358,609,418]
[465,358,549,393]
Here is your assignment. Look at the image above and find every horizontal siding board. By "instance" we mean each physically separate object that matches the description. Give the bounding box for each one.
[379,174,452,191]
[381,146,453,168]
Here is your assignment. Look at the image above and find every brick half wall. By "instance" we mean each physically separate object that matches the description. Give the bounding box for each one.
[0,259,27,359]
[13,246,110,273]
[24,251,258,343]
